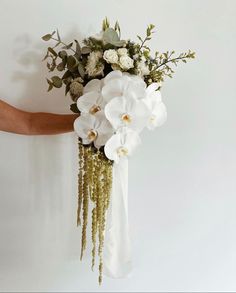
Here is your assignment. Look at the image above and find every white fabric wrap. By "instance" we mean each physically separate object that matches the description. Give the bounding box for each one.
[103,158,132,278]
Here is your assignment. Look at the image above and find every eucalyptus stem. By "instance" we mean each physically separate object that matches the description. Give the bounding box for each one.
[51,37,76,53]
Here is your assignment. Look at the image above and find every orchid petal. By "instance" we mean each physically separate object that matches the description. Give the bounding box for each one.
[143,90,162,111]
[74,114,96,143]
[105,96,149,132]
[104,128,141,163]
[145,83,160,95]
[147,102,167,130]
[103,70,123,85]
[77,91,101,113]
[83,79,103,94]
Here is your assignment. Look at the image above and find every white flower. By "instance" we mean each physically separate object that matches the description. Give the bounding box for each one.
[85,51,104,77]
[119,55,134,70]
[69,81,83,100]
[74,112,114,148]
[77,91,105,114]
[103,70,123,85]
[133,54,139,60]
[117,48,128,56]
[83,79,103,94]
[103,49,119,64]
[143,86,167,130]
[147,102,167,129]
[105,95,149,132]
[102,72,146,101]
[136,59,150,76]
[104,128,141,163]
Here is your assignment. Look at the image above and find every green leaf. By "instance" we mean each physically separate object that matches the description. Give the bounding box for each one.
[57,62,65,71]
[67,55,78,71]
[103,28,126,47]
[47,83,54,92]
[42,34,52,41]
[51,76,62,88]
[81,46,91,54]
[48,47,57,57]
[62,70,71,79]
[70,103,80,113]
[46,78,52,85]
[56,29,61,42]
[58,50,67,59]
[75,40,81,57]
[42,31,55,41]
[78,63,85,78]
[65,83,70,95]
[137,35,143,43]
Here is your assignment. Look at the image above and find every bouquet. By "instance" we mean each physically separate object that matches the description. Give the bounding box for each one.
[42,18,195,284]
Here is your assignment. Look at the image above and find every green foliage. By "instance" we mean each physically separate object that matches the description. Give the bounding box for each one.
[42,17,195,107]
[103,28,126,47]
[70,103,80,113]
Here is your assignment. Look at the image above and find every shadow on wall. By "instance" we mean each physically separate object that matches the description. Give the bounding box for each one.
[8,28,80,249]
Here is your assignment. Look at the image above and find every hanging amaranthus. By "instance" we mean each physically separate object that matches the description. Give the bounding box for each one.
[77,140,113,285]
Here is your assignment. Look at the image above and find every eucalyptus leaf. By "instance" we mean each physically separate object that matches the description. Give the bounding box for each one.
[46,78,53,85]
[65,83,70,95]
[81,46,91,54]
[51,76,62,88]
[47,83,54,92]
[57,62,65,71]
[58,50,67,59]
[78,63,85,78]
[48,47,57,57]
[42,34,52,41]
[56,29,61,42]
[67,55,78,71]
[62,70,71,79]
[75,40,81,58]
[70,103,80,113]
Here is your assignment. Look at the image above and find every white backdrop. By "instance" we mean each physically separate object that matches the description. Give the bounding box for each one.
[0,0,236,291]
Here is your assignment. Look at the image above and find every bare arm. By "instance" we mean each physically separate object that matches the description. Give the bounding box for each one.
[0,99,79,135]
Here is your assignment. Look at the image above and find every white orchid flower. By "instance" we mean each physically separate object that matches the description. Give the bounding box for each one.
[74,112,114,149]
[83,79,104,94]
[103,70,123,85]
[77,91,106,114]
[104,128,141,163]
[104,95,149,132]
[143,89,167,130]
[102,72,146,101]
[147,102,167,129]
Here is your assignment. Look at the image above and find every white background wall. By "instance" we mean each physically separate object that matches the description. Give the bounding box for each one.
[0,0,236,291]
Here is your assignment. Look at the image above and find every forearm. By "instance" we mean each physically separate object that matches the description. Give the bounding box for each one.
[28,112,79,135]
[0,99,79,135]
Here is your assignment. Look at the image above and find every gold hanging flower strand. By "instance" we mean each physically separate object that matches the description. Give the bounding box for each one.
[42,17,195,284]
[77,140,113,285]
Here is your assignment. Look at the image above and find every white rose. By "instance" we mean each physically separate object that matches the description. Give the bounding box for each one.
[119,55,134,70]
[136,60,150,76]
[117,48,128,56]
[103,49,119,64]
